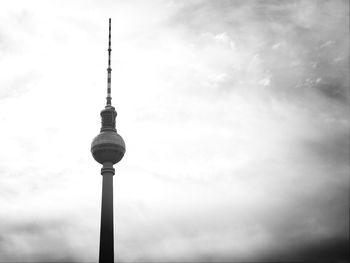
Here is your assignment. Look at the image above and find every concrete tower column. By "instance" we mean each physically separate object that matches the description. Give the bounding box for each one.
[99,162,115,263]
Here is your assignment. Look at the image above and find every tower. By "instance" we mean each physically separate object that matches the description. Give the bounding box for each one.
[91,18,125,263]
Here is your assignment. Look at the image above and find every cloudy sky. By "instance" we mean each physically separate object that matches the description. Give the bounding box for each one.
[0,0,349,262]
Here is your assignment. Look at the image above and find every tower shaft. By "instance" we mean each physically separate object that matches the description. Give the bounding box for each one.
[99,162,115,263]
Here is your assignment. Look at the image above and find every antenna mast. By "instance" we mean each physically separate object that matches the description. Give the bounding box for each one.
[106,18,112,106]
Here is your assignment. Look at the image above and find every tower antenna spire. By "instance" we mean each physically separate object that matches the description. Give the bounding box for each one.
[106,18,112,106]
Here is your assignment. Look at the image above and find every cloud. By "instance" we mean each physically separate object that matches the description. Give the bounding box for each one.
[0,217,97,262]
[166,0,349,102]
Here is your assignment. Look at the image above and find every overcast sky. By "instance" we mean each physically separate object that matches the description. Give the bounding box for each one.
[0,0,349,262]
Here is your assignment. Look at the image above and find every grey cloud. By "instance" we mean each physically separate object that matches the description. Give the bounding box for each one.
[302,128,350,165]
[0,73,38,100]
[167,0,349,104]
[0,9,37,54]
[0,219,80,262]
[115,187,348,261]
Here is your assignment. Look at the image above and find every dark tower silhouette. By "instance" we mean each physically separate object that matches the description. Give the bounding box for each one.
[91,18,126,263]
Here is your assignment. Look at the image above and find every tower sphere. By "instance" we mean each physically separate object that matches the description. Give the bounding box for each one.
[91,131,125,164]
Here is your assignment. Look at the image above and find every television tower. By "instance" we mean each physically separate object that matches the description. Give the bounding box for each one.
[91,18,126,263]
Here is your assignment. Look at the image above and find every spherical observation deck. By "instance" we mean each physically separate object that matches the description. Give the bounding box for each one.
[91,131,125,165]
